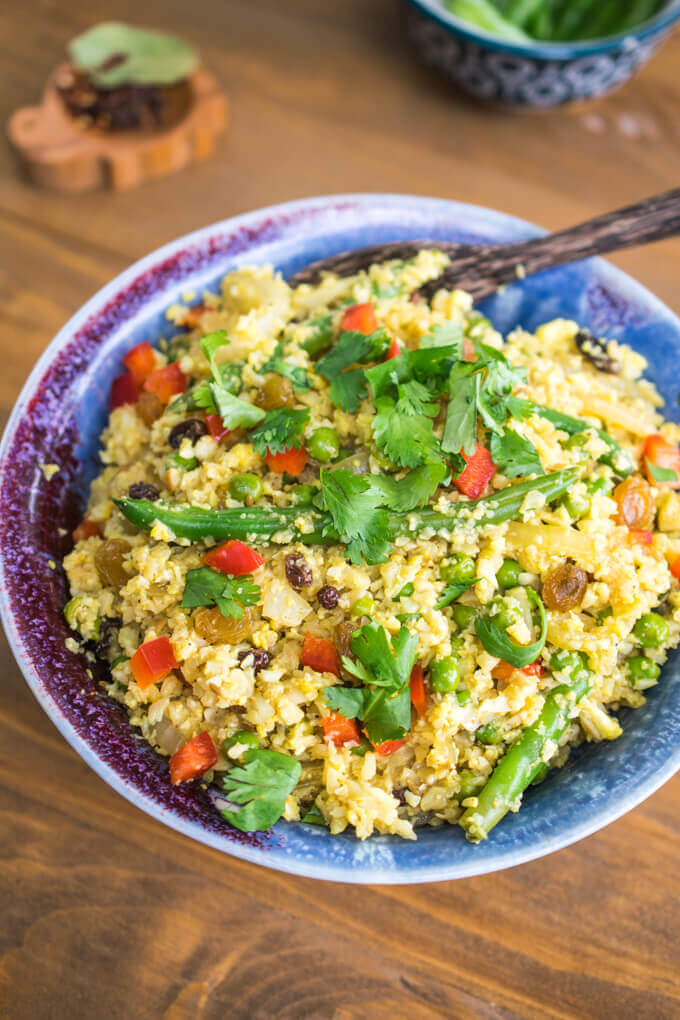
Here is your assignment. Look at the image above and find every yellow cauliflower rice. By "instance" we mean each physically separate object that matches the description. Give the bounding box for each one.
[62,250,680,842]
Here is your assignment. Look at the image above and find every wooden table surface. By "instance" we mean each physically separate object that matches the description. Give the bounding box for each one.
[2,2,680,1017]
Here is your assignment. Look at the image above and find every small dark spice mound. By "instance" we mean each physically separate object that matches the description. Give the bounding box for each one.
[237,648,272,674]
[168,418,208,448]
[57,68,191,131]
[285,553,313,590]
[128,482,160,501]
[574,329,619,374]
[317,584,339,609]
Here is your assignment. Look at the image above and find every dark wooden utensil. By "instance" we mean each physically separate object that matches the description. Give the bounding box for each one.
[290,189,680,300]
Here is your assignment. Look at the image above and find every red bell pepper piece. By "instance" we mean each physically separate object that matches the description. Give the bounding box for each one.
[522,659,545,677]
[123,340,156,385]
[410,663,427,717]
[130,636,178,690]
[374,738,407,757]
[627,529,654,546]
[204,539,264,576]
[454,443,496,499]
[300,632,339,676]
[493,658,544,681]
[143,362,187,405]
[322,711,361,748]
[671,555,680,580]
[385,336,402,361]
[205,413,229,441]
[642,434,680,489]
[265,446,307,476]
[109,371,139,410]
[169,732,217,784]
[462,337,477,362]
[340,302,378,335]
[72,519,102,543]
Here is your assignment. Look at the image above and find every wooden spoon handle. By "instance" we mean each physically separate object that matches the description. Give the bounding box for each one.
[426,187,680,299]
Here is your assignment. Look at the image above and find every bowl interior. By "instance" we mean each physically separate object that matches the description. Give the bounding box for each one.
[1,193,679,883]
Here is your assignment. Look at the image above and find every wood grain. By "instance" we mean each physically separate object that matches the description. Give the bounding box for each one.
[2,2,680,1017]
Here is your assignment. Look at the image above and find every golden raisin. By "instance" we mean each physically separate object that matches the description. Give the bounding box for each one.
[136,391,163,426]
[94,539,132,587]
[255,374,295,410]
[335,619,359,659]
[542,561,588,612]
[614,475,655,530]
[193,606,256,643]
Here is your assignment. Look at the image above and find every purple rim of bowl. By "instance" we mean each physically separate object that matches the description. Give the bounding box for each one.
[2,193,680,884]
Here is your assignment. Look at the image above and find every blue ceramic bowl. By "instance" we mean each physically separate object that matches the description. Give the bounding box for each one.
[2,194,679,883]
[404,0,680,107]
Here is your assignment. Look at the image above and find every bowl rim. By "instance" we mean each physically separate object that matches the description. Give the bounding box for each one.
[406,0,680,57]
[2,191,680,884]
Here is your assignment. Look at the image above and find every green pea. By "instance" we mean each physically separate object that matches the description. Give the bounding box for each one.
[167,452,198,472]
[596,606,613,626]
[289,483,316,506]
[488,596,521,631]
[223,730,260,756]
[457,769,485,800]
[476,722,503,745]
[430,656,460,694]
[628,656,661,688]
[586,475,613,496]
[633,612,669,648]
[395,582,414,601]
[550,648,589,678]
[63,596,84,631]
[561,491,591,521]
[229,472,262,505]
[496,558,522,590]
[440,554,476,586]
[456,688,472,706]
[307,427,341,463]
[352,595,375,617]
[564,432,589,450]
[452,604,477,630]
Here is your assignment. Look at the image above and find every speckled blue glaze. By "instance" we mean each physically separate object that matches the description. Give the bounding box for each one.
[1,194,679,884]
[404,0,680,108]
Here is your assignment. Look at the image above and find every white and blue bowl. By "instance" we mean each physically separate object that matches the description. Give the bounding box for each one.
[1,193,679,883]
[404,0,680,107]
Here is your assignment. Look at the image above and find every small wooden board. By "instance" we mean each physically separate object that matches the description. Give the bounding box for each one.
[6,64,227,192]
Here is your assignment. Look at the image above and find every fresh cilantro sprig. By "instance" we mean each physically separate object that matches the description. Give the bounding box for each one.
[372,382,442,469]
[320,469,391,565]
[167,330,261,428]
[260,341,311,391]
[490,428,542,478]
[329,368,368,413]
[316,328,390,379]
[249,408,310,457]
[221,749,301,832]
[181,566,261,620]
[322,623,418,746]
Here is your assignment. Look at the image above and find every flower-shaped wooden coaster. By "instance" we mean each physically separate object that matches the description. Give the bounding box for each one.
[6,22,227,192]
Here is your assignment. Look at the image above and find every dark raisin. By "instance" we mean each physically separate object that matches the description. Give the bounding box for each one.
[285,553,313,589]
[128,482,160,501]
[95,616,122,659]
[317,584,340,609]
[393,787,408,806]
[574,329,619,374]
[168,418,209,449]
[237,648,272,674]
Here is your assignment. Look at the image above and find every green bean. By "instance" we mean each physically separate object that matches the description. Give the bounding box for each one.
[534,405,633,476]
[460,660,591,842]
[115,468,581,547]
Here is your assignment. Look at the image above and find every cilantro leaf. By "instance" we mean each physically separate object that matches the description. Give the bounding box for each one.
[181,566,261,620]
[201,330,229,374]
[211,386,265,430]
[372,386,442,470]
[322,685,365,718]
[345,623,418,690]
[369,461,447,512]
[419,321,464,352]
[316,328,389,378]
[302,314,334,358]
[320,468,391,565]
[435,578,478,609]
[646,459,678,483]
[505,395,535,420]
[221,749,301,831]
[169,333,242,415]
[362,684,412,745]
[442,372,479,457]
[301,802,327,825]
[260,341,311,391]
[249,408,310,457]
[490,428,542,478]
[329,368,367,413]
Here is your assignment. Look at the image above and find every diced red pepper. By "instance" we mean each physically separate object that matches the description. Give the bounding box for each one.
[385,336,402,361]
[169,732,217,784]
[143,362,187,405]
[72,519,102,543]
[300,632,339,676]
[204,539,264,577]
[462,337,477,362]
[671,555,680,580]
[322,711,361,748]
[265,446,307,476]
[130,636,178,690]
[642,434,680,489]
[410,663,427,717]
[110,371,139,410]
[123,340,156,385]
[627,529,654,546]
[374,738,407,757]
[522,659,546,678]
[205,413,229,441]
[340,302,378,335]
[492,658,544,681]
[454,443,497,499]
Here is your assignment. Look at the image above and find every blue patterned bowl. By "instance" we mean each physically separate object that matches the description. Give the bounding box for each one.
[1,194,679,883]
[404,0,680,107]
